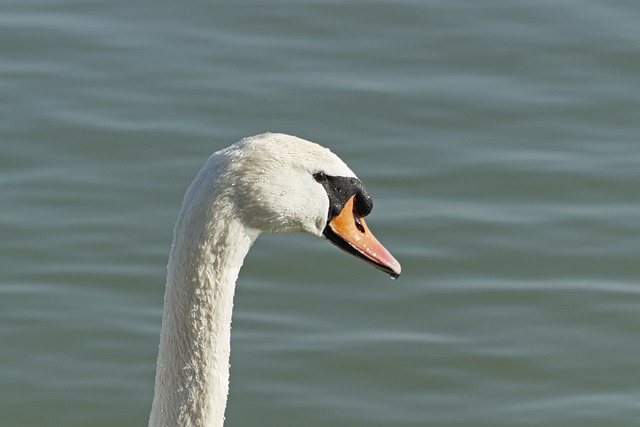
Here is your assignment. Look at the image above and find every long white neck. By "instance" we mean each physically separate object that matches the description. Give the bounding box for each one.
[149,175,258,427]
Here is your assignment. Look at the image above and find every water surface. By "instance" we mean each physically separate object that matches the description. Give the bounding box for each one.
[2,1,640,426]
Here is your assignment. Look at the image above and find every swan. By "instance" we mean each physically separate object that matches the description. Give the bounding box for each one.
[148,132,401,427]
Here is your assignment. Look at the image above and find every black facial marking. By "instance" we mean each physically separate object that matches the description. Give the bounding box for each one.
[317,174,373,220]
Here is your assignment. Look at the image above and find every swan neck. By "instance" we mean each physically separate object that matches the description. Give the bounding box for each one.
[149,202,257,427]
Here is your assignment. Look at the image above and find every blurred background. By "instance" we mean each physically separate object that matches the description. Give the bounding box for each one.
[1,0,639,426]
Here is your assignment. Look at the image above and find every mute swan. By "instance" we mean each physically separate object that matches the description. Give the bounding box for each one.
[149,133,401,427]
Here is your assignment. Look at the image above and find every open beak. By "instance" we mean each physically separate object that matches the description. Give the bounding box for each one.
[324,195,401,278]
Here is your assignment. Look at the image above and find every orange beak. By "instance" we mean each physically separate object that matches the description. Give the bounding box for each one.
[324,195,401,278]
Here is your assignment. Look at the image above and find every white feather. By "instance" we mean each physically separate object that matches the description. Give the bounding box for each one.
[149,133,356,427]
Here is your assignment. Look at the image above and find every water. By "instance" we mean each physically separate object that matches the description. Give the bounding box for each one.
[2,1,640,426]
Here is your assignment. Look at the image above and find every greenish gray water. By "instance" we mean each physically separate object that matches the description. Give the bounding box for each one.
[2,1,640,426]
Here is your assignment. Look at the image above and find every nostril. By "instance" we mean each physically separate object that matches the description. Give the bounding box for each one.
[353,212,366,233]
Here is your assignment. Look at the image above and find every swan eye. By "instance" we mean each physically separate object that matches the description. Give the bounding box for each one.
[313,171,327,183]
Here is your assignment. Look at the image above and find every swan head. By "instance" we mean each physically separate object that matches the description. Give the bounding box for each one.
[207,132,401,277]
